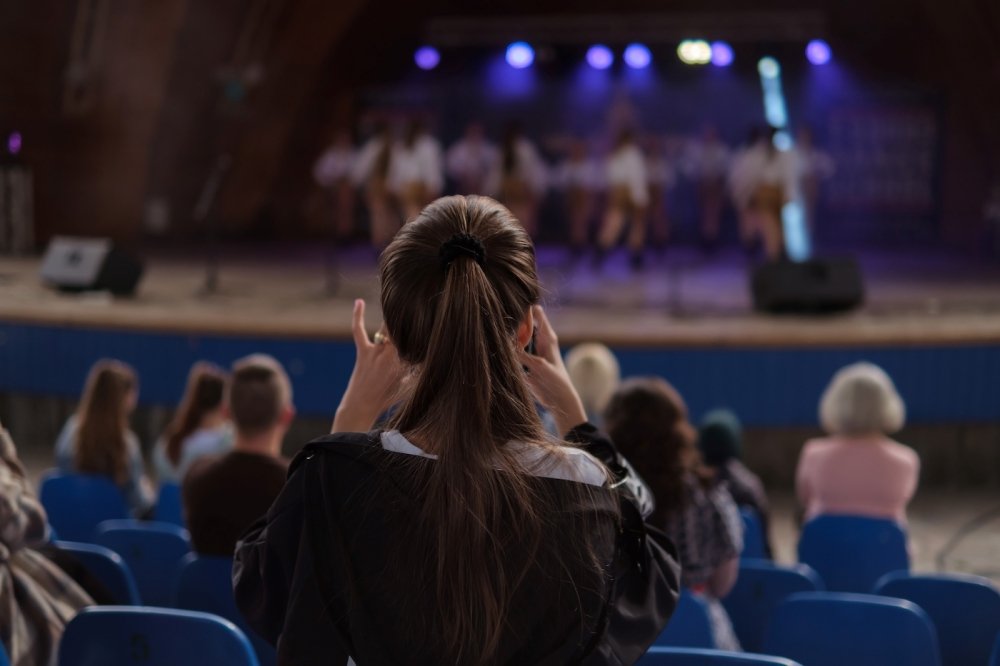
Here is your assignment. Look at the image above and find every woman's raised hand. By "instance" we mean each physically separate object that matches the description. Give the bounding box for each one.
[331,299,406,433]
[519,305,588,436]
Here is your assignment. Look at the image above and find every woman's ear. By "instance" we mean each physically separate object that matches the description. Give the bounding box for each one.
[516,308,535,348]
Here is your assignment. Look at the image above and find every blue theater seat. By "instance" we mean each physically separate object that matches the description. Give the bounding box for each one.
[39,471,128,543]
[58,606,258,666]
[637,647,802,665]
[655,589,717,648]
[153,482,184,527]
[797,514,908,593]
[874,571,1000,666]
[763,591,941,666]
[740,508,768,561]
[722,561,823,652]
[93,520,190,607]
[53,540,141,605]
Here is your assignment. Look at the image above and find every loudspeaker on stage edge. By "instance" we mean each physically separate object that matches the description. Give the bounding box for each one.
[751,258,865,314]
[40,236,144,296]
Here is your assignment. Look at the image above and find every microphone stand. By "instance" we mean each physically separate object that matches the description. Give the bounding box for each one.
[194,154,232,295]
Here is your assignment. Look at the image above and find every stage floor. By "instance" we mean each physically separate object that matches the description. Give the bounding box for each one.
[2,245,1000,347]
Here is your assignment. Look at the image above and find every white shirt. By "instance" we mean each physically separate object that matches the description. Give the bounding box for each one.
[606,145,649,207]
[486,138,550,196]
[350,137,391,186]
[446,139,500,191]
[387,135,444,195]
[555,158,604,190]
[728,144,798,206]
[313,146,355,187]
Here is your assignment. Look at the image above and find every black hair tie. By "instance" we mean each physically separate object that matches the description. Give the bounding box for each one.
[439,233,486,270]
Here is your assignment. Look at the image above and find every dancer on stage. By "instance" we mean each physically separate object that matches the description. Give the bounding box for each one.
[598,128,649,270]
[446,122,499,196]
[555,137,602,253]
[351,122,397,248]
[684,124,732,250]
[728,127,797,261]
[493,122,548,237]
[389,120,444,222]
[312,129,356,242]
[645,135,679,249]
[795,127,836,236]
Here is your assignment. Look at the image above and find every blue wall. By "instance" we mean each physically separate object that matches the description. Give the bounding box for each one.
[2,322,998,426]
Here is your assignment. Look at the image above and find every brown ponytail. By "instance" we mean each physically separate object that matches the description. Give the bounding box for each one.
[603,376,707,525]
[379,195,603,663]
[163,362,228,466]
[75,359,137,484]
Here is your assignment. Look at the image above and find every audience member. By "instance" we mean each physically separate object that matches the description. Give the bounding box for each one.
[55,359,154,517]
[698,408,773,557]
[154,362,232,484]
[605,376,743,651]
[565,342,621,426]
[182,354,293,557]
[796,362,919,524]
[235,196,680,665]
[1,421,92,665]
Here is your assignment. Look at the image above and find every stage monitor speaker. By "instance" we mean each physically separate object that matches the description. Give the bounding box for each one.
[751,258,864,313]
[40,236,144,296]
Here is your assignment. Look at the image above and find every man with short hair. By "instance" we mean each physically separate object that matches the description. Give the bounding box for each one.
[183,354,294,557]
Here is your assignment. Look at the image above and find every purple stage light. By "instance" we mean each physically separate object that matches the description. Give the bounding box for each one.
[711,41,734,67]
[806,39,831,65]
[7,132,21,155]
[623,43,651,69]
[414,46,440,70]
[506,42,535,69]
[586,44,613,70]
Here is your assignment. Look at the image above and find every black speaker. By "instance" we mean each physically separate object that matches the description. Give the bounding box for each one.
[751,258,864,313]
[40,236,144,296]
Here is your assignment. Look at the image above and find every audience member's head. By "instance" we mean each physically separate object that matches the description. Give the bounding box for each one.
[228,354,294,451]
[165,362,229,466]
[565,343,620,422]
[820,362,905,437]
[698,408,743,468]
[604,377,698,522]
[75,359,138,483]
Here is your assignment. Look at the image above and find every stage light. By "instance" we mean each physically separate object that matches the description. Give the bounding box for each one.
[414,46,440,70]
[710,41,734,67]
[623,43,651,69]
[806,39,832,65]
[7,132,21,155]
[585,44,614,70]
[505,42,535,69]
[757,56,780,79]
[678,39,712,65]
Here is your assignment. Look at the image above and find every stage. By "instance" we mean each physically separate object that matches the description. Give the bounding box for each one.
[1,245,999,425]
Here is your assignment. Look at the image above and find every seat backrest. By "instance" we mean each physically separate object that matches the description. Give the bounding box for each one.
[722,561,823,652]
[154,482,184,527]
[873,571,1000,666]
[53,540,141,605]
[797,514,908,593]
[174,554,276,666]
[763,591,941,666]
[93,519,191,607]
[637,647,802,665]
[654,589,717,648]
[58,606,259,666]
[39,471,129,543]
[740,508,768,561]
[991,633,1000,666]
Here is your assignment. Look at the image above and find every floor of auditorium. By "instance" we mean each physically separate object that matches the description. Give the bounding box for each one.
[1,244,1000,345]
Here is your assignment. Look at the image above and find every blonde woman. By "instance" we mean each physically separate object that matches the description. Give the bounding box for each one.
[565,342,620,425]
[796,362,918,524]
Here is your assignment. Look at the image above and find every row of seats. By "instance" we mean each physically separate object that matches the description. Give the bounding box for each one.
[657,560,1000,666]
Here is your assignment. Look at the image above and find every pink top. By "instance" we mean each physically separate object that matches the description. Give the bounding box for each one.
[795,435,920,524]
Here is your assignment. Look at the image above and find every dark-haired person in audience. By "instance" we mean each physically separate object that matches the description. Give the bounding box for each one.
[182,354,292,557]
[698,408,773,558]
[55,359,154,517]
[796,362,919,525]
[154,362,232,484]
[234,196,679,665]
[605,377,743,650]
[1,420,92,664]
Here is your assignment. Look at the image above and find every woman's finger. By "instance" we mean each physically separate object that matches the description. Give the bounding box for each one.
[351,299,371,350]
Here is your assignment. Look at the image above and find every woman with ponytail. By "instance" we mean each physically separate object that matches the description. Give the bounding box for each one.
[55,359,154,517]
[604,377,743,651]
[235,195,679,665]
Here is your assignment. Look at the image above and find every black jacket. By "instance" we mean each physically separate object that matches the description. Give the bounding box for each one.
[233,425,679,665]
